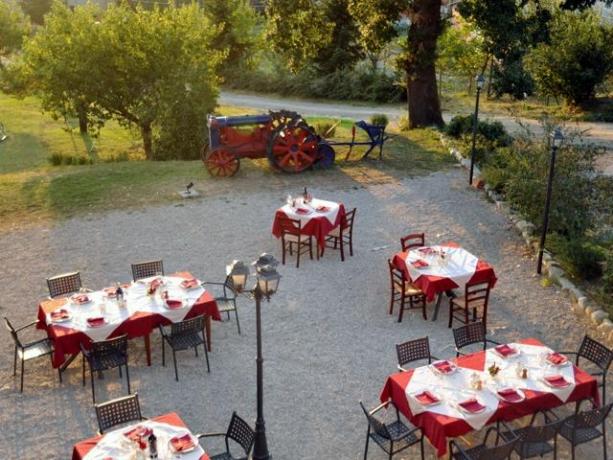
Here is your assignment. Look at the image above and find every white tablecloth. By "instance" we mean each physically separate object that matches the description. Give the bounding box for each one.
[279,197,341,227]
[405,245,478,290]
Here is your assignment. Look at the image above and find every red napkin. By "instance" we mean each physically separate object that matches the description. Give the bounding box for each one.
[181,278,199,289]
[87,317,105,327]
[495,344,517,357]
[411,259,429,268]
[547,352,568,365]
[51,309,69,320]
[166,299,183,309]
[418,247,434,254]
[123,426,152,442]
[316,206,330,212]
[458,398,486,413]
[72,294,90,304]
[544,374,569,388]
[432,360,454,374]
[295,208,310,215]
[415,391,439,405]
[497,388,523,403]
[170,434,195,452]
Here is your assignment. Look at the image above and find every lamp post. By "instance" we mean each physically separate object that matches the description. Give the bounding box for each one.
[536,128,564,274]
[469,74,486,186]
[227,254,281,460]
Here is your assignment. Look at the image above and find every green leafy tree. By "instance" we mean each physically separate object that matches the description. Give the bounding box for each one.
[350,0,444,128]
[0,0,30,60]
[19,0,52,25]
[524,10,613,106]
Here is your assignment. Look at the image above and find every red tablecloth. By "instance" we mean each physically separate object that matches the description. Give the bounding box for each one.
[272,203,346,248]
[38,272,221,368]
[392,242,497,302]
[72,412,209,460]
[379,338,600,457]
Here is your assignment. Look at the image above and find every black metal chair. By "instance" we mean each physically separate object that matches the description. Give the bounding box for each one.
[396,337,439,372]
[159,315,209,381]
[46,271,82,298]
[203,277,241,335]
[360,400,424,460]
[546,401,613,460]
[81,334,130,404]
[559,335,612,404]
[197,411,255,460]
[498,412,565,459]
[95,393,146,434]
[449,426,518,459]
[3,316,58,392]
[453,321,499,357]
[321,207,357,261]
[131,260,164,281]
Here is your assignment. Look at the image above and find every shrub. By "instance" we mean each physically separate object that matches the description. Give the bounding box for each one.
[48,152,93,166]
[444,115,512,163]
[547,234,605,281]
[370,113,389,127]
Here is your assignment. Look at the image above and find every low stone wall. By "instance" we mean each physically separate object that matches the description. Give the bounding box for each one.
[443,138,613,345]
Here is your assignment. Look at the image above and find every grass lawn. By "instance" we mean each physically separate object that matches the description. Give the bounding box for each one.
[0,92,454,231]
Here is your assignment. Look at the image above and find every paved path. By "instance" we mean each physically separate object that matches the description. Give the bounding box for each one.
[220,91,613,175]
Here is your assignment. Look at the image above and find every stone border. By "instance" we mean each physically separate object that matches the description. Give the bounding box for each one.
[440,135,613,345]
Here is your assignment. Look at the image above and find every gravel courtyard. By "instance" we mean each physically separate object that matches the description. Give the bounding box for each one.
[0,164,610,459]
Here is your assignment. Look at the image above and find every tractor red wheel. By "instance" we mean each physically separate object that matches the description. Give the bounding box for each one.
[267,125,318,173]
[204,148,240,177]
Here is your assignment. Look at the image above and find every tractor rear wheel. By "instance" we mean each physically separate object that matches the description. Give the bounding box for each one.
[267,124,319,173]
[204,147,240,177]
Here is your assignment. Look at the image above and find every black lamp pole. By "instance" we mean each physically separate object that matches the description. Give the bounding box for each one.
[469,75,485,186]
[252,284,270,460]
[536,128,564,274]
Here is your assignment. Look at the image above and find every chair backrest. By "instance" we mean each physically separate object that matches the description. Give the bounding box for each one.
[400,233,425,252]
[342,208,357,233]
[278,215,301,237]
[47,271,82,298]
[387,259,405,290]
[131,260,164,281]
[578,335,613,372]
[453,322,486,351]
[464,281,491,308]
[95,393,142,434]
[359,401,391,440]
[476,437,518,460]
[90,334,128,357]
[226,411,255,455]
[520,417,565,444]
[573,403,613,430]
[170,315,204,336]
[3,317,21,348]
[396,337,432,368]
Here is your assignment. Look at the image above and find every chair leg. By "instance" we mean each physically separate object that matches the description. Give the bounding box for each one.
[363,430,370,460]
[420,436,424,460]
[125,364,131,394]
[90,368,96,404]
[308,238,313,260]
[398,301,404,323]
[118,366,122,378]
[234,308,241,335]
[389,290,395,315]
[448,301,453,328]
[172,350,178,381]
[296,242,301,268]
[19,359,24,393]
[161,339,166,367]
[340,237,345,262]
[82,356,86,386]
[603,420,607,460]
[13,346,17,376]
[203,340,210,373]
[422,297,427,320]
[281,240,286,265]
[195,345,199,357]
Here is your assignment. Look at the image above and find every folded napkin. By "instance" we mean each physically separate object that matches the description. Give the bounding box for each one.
[181,278,200,289]
[316,206,330,212]
[458,398,485,413]
[432,360,454,374]
[86,317,106,327]
[50,309,70,320]
[103,287,118,298]
[124,426,152,442]
[415,390,439,405]
[72,294,90,304]
[295,208,311,215]
[411,259,429,268]
[495,344,517,357]
[497,388,523,403]
[170,434,195,452]
[165,299,183,309]
[544,374,569,388]
[418,247,434,254]
[547,352,568,366]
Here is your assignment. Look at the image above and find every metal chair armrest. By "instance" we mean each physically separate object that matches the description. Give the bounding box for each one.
[25,338,53,349]
[429,355,441,362]
[449,440,471,460]
[397,365,408,372]
[370,399,392,415]
[485,338,500,346]
[157,324,168,338]
[483,426,502,445]
[196,432,225,439]
[498,421,518,441]
[454,348,465,356]
[16,320,39,332]
[589,370,604,376]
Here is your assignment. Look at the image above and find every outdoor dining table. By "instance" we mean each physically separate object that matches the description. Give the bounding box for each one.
[379,337,601,457]
[72,412,209,460]
[271,197,346,248]
[37,272,221,370]
[392,242,497,321]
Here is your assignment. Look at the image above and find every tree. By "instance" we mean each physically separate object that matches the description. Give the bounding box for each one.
[21,1,223,159]
[0,0,30,61]
[19,0,52,25]
[524,10,613,106]
[350,0,444,128]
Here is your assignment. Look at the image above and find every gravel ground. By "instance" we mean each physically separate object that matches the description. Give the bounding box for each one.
[0,166,610,460]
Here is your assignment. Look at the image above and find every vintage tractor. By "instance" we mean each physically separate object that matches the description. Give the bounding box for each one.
[202,110,335,177]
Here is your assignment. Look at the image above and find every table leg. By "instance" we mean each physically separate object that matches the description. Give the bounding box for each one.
[432,293,443,322]
[205,316,212,352]
[144,334,151,366]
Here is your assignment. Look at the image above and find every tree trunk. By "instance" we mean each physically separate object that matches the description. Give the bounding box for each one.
[141,123,153,160]
[77,104,88,134]
[405,0,444,128]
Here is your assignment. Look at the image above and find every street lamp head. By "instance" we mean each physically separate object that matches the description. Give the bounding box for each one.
[226,260,250,292]
[476,74,486,91]
[551,127,564,149]
[253,253,279,270]
[256,264,281,297]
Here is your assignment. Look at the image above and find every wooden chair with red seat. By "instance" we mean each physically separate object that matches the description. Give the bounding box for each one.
[448,280,491,329]
[400,233,425,252]
[278,215,313,268]
[388,259,427,322]
[321,208,356,262]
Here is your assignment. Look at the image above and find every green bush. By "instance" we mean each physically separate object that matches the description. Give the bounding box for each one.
[547,234,605,281]
[370,113,389,127]
[444,115,512,163]
[48,152,93,166]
